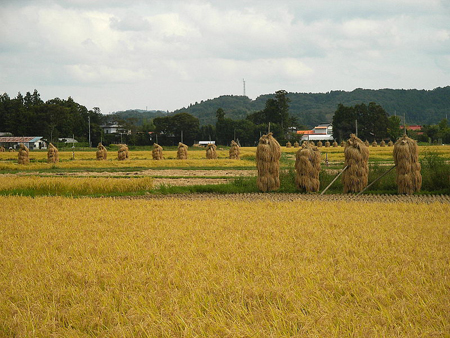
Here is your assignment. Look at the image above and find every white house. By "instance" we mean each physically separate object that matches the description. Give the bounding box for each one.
[100,122,131,135]
[298,123,334,141]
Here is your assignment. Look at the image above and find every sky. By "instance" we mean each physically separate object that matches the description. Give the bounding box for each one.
[1,0,449,114]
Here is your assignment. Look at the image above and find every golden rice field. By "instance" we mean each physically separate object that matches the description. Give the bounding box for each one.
[0,176,153,195]
[1,195,449,337]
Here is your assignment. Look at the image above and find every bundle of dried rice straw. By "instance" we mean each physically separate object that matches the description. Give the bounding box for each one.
[325,141,330,147]
[294,141,300,148]
[256,133,281,192]
[342,134,369,193]
[229,140,240,159]
[286,141,292,148]
[152,143,163,160]
[206,143,218,159]
[47,143,59,163]
[393,135,422,194]
[380,140,386,147]
[17,143,29,165]
[96,143,107,160]
[118,144,129,161]
[177,142,188,159]
[295,142,321,192]
[333,141,338,147]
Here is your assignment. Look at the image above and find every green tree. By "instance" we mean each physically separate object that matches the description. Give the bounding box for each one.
[387,115,402,140]
[332,103,356,141]
[332,102,389,141]
[153,112,199,145]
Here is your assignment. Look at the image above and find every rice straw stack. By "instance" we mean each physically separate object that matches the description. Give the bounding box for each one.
[393,135,422,194]
[295,142,321,192]
[256,133,281,192]
[206,143,218,159]
[342,134,369,193]
[96,143,107,160]
[117,144,129,161]
[47,143,59,163]
[17,143,29,165]
[152,143,163,160]
[177,142,188,159]
[229,140,240,159]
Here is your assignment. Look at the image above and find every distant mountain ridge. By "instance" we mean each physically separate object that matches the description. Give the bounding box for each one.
[112,87,450,128]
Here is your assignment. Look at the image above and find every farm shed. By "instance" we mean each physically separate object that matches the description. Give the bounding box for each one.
[0,136,46,150]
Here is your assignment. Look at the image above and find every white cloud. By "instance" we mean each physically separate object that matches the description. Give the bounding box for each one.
[0,0,449,113]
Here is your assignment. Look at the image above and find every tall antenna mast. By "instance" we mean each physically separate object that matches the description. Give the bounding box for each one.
[243,79,246,97]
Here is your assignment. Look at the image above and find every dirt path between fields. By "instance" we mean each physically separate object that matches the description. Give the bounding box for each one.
[4,169,257,187]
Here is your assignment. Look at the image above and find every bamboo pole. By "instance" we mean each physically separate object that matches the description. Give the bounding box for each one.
[320,165,348,195]
[356,165,397,196]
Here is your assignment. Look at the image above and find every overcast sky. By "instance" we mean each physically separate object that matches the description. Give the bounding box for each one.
[1,0,449,114]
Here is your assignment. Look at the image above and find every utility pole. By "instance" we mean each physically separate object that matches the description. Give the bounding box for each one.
[404,113,407,135]
[181,130,183,144]
[88,115,91,147]
[355,119,358,137]
[243,79,246,97]
[72,134,75,160]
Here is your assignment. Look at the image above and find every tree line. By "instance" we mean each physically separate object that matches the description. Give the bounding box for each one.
[332,102,450,144]
[0,90,103,145]
[1,89,448,147]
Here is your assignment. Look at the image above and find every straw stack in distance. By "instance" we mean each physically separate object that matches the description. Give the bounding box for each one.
[17,143,29,165]
[47,143,59,163]
[177,142,188,159]
[286,141,292,148]
[152,143,163,160]
[342,134,369,193]
[393,135,422,194]
[256,133,281,192]
[229,140,240,159]
[206,143,218,159]
[294,141,300,148]
[118,144,129,161]
[96,143,107,160]
[295,142,321,192]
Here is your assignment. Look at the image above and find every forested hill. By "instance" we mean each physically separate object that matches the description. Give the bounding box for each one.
[108,109,167,125]
[170,87,450,128]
